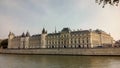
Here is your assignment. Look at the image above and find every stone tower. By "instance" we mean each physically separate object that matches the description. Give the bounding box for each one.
[20,32,26,48]
[20,32,30,49]
[41,28,47,48]
[8,32,15,48]
[89,29,93,48]
[25,31,30,48]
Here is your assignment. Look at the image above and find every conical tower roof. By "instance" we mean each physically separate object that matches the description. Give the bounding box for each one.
[21,32,25,37]
[26,31,30,37]
[42,28,46,34]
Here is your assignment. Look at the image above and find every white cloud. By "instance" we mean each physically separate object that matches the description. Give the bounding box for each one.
[88,6,120,40]
[0,15,19,38]
[0,0,120,40]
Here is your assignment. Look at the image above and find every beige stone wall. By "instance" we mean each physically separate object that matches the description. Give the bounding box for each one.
[46,32,91,48]
[8,34,15,48]
[101,34,113,44]
[25,37,29,48]
[41,34,47,48]
[1,48,120,55]
[10,37,21,48]
[8,29,113,49]
[91,32,101,47]
[46,35,60,48]
[29,36,41,48]
[91,31,113,47]
[100,33,113,47]
[20,38,25,48]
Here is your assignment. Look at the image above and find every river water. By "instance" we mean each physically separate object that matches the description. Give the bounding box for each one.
[0,54,120,68]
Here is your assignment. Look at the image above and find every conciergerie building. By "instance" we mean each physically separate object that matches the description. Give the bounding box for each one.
[8,28,114,49]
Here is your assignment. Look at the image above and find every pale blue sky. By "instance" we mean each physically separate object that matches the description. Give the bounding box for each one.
[0,0,120,40]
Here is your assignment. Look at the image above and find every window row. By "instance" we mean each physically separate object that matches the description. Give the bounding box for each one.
[47,40,89,45]
[47,34,89,39]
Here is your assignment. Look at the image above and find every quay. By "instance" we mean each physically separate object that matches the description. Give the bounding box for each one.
[1,48,120,56]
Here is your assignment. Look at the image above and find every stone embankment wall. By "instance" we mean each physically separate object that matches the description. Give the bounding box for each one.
[0,48,120,55]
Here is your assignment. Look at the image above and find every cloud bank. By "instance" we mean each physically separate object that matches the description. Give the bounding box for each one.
[0,0,120,40]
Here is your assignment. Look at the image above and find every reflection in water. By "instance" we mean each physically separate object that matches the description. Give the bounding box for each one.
[0,54,120,68]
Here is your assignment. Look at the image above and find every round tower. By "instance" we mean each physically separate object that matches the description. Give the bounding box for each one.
[25,31,30,48]
[20,32,26,49]
[41,28,47,48]
[8,32,15,48]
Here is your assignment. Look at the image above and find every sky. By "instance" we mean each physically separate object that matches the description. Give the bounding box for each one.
[0,0,120,40]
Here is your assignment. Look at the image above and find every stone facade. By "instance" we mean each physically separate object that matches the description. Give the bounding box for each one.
[1,48,120,55]
[8,28,114,49]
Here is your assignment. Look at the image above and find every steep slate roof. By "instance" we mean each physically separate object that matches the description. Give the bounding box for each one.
[71,30,90,34]
[48,33,60,36]
[32,34,41,37]
[21,32,25,37]
[26,31,30,37]
[14,28,109,38]
[61,28,71,32]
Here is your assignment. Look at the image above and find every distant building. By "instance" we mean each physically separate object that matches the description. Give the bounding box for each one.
[8,28,114,49]
[114,40,120,47]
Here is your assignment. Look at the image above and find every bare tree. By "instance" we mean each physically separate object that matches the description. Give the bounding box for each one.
[96,0,119,8]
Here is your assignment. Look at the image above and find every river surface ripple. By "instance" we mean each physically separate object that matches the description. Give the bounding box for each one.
[0,54,120,68]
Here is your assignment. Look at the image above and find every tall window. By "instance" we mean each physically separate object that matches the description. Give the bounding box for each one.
[83,40,84,44]
[71,40,72,44]
[75,39,76,44]
[78,39,80,43]
[87,40,89,44]
[87,37,89,44]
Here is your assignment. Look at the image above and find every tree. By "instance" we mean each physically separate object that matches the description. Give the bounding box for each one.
[0,39,8,49]
[96,0,119,8]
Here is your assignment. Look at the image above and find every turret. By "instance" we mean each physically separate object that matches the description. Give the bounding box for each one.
[42,28,47,34]
[26,31,30,37]
[21,32,25,37]
[8,32,15,48]
[8,32,15,39]
[20,32,30,49]
[41,28,47,48]
[25,31,30,48]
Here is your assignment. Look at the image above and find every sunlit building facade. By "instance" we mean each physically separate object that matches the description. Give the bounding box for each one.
[8,28,114,49]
